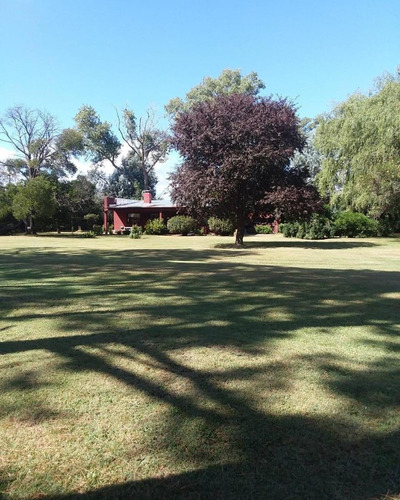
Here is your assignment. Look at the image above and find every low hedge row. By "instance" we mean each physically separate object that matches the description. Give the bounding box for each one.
[280,212,390,240]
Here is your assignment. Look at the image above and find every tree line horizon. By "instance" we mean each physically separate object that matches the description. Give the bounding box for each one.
[0,68,399,243]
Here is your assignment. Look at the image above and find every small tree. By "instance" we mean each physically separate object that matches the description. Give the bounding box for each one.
[12,177,55,233]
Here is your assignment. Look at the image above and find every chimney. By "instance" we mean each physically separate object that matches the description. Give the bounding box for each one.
[104,196,115,210]
[143,191,152,203]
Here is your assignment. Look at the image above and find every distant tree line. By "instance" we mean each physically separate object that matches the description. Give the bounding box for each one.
[1,67,399,240]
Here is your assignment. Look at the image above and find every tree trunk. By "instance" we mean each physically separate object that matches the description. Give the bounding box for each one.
[26,214,35,234]
[143,167,149,191]
[235,224,245,246]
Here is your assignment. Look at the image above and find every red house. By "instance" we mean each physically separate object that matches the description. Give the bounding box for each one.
[104,191,181,233]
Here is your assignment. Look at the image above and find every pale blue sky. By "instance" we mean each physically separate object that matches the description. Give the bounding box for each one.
[0,0,399,193]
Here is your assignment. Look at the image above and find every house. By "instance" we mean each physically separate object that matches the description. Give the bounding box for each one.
[103,191,181,233]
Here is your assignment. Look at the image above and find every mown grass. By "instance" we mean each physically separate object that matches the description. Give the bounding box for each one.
[0,233,399,499]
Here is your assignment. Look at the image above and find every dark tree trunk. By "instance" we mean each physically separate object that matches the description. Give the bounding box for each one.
[143,168,149,191]
[235,224,245,246]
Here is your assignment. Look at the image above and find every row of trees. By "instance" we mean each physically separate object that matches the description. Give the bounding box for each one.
[0,103,165,232]
[1,68,399,241]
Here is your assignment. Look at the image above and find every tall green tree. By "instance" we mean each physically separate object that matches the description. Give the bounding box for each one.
[116,107,169,191]
[107,152,157,199]
[74,105,122,170]
[165,69,265,117]
[12,176,55,233]
[75,105,167,193]
[0,105,82,180]
[315,70,400,220]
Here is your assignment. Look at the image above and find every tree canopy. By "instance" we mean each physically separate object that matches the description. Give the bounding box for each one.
[0,105,82,180]
[315,71,400,220]
[165,69,265,117]
[12,176,55,232]
[170,93,304,245]
[74,105,121,170]
[107,152,157,198]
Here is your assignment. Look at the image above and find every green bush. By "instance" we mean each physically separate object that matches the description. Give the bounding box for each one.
[280,222,299,238]
[254,224,273,235]
[129,225,142,239]
[83,231,96,238]
[167,215,197,235]
[208,217,234,236]
[84,213,100,228]
[92,224,103,236]
[334,212,379,237]
[304,215,335,240]
[280,215,335,240]
[144,218,168,235]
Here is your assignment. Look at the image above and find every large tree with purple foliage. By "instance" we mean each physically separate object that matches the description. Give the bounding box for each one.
[170,93,305,245]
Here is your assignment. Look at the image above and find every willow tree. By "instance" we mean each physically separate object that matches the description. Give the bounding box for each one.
[315,70,400,221]
[170,93,304,245]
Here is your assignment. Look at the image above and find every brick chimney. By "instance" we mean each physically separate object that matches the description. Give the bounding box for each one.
[143,191,152,203]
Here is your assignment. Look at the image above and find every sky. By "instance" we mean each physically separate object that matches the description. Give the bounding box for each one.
[0,0,399,196]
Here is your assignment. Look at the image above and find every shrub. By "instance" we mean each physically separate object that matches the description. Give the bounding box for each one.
[83,231,96,238]
[92,224,103,236]
[84,213,100,227]
[208,217,234,236]
[167,215,197,235]
[304,214,335,240]
[280,222,299,238]
[144,218,168,235]
[254,224,273,235]
[280,215,335,240]
[334,212,379,237]
[129,225,142,239]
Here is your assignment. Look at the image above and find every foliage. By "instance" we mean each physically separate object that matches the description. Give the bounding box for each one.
[288,118,322,183]
[207,217,234,236]
[170,93,304,245]
[74,105,121,168]
[280,214,335,240]
[144,218,167,235]
[92,224,103,236]
[116,107,169,191]
[0,105,82,180]
[0,183,18,224]
[12,177,55,232]
[334,212,380,238]
[165,68,265,117]
[107,152,157,199]
[315,70,400,219]
[254,224,273,234]
[129,224,142,239]
[75,105,167,192]
[54,175,102,232]
[84,213,100,227]
[83,231,96,238]
[262,185,323,222]
[167,215,197,235]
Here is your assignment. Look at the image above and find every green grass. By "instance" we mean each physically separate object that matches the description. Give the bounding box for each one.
[0,233,399,499]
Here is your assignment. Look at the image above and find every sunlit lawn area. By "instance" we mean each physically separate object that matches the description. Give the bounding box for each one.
[0,233,399,499]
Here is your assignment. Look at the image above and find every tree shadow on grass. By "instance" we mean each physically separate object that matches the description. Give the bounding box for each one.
[0,246,400,498]
[215,239,379,250]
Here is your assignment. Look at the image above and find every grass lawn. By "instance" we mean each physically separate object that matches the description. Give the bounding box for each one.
[0,233,399,499]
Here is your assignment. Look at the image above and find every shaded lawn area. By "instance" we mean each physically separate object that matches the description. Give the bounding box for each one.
[0,234,399,499]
